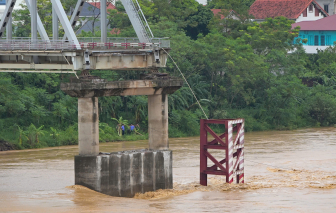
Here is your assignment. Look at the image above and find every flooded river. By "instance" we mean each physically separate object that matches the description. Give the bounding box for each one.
[0,127,336,212]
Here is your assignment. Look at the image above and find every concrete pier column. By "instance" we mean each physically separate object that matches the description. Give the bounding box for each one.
[78,97,99,155]
[148,94,168,150]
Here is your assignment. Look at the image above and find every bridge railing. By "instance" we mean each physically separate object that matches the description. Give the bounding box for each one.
[0,40,77,50]
[0,37,170,50]
[76,37,170,48]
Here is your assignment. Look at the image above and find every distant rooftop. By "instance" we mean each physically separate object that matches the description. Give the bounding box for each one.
[292,14,336,30]
[88,2,116,11]
[249,0,328,19]
[211,9,235,19]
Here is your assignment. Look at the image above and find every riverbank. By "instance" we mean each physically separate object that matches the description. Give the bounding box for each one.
[0,122,149,151]
[0,140,15,151]
[1,122,332,151]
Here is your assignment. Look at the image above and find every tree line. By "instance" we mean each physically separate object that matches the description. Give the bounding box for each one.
[1,0,336,149]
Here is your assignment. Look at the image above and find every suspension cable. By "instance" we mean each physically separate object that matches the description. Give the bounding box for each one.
[161,48,209,120]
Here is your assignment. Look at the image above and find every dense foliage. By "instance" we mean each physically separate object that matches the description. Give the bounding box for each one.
[1,0,336,149]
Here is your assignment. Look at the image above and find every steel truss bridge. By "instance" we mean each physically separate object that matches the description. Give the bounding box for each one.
[0,0,170,74]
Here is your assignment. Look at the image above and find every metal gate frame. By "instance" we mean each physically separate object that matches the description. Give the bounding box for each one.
[200,119,244,186]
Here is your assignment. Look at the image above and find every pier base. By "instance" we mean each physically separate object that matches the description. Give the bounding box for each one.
[75,149,173,197]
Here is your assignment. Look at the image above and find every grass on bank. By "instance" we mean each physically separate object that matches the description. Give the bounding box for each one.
[0,122,147,150]
[0,107,327,151]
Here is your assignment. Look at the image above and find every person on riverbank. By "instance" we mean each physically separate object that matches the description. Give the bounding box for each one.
[130,124,135,134]
[121,124,125,136]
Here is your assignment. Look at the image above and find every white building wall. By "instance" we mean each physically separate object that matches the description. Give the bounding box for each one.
[296,4,325,22]
[303,45,329,53]
[315,0,335,15]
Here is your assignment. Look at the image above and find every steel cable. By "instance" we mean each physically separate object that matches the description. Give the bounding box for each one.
[161,48,209,119]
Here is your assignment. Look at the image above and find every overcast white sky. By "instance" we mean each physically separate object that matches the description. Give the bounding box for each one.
[197,0,207,5]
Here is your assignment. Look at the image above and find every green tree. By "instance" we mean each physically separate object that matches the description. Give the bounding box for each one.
[13,0,81,37]
[184,4,213,39]
[24,124,45,145]
[16,125,24,145]
[50,127,60,146]
[208,0,255,14]
[111,117,128,136]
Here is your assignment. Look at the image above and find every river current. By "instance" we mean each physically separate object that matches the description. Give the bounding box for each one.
[0,127,335,212]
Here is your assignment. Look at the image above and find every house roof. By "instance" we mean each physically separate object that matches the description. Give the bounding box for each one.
[88,2,116,11]
[249,0,328,20]
[76,20,100,35]
[212,9,225,19]
[76,19,120,35]
[78,2,100,17]
[211,9,235,19]
[77,2,116,17]
[292,14,336,30]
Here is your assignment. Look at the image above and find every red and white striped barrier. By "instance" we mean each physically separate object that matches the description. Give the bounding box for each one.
[200,119,245,185]
[0,41,162,50]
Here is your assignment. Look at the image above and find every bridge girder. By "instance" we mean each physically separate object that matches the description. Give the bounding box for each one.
[0,48,169,72]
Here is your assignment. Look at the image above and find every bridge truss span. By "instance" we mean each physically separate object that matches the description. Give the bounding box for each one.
[0,0,168,73]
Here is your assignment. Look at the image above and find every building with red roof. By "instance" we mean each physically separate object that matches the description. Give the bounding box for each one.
[211,9,239,20]
[292,14,336,53]
[88,2,116,11]
[249,0,329,23]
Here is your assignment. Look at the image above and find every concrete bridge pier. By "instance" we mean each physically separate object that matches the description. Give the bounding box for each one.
[148,94,168,150]
[78,97,99,156]
[61,77,183,197]
[77,94,170,155]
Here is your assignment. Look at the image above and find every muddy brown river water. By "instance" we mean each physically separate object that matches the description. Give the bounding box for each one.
[0,127,336,212]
